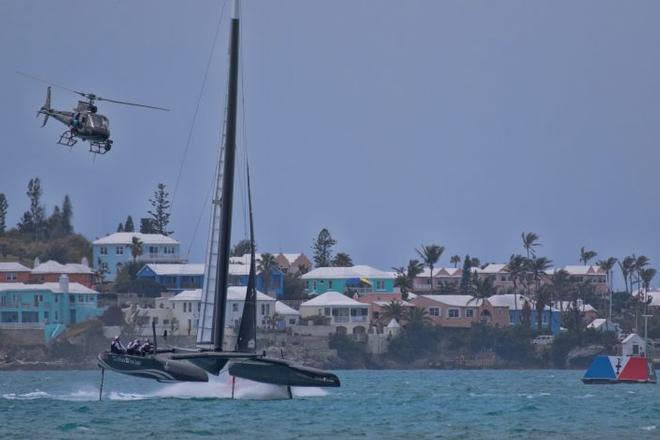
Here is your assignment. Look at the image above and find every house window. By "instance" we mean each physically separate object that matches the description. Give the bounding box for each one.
[448,309,459,318]
[100,247,108,255]
[55,311,59,321]
[328,280,333,289]
[159,303,164,309]
[429,307,440,317]
[183,303,187,313]
[376,280,385,290]
[465,309,475,318]
[44,311,49,321]
[163,246,175,255]
[324,307,331,316]
[6,272,17,281]
[153,317,159,325]
[373,311,380,320]
[289,319,296,325]
[313,281,317,290]
[261,304,270,315]
[69,295,75,303]
[116,246,124,255]
[232,303,238,312]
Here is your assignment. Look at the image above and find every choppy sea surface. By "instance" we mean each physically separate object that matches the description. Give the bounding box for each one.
[1,369,659,439]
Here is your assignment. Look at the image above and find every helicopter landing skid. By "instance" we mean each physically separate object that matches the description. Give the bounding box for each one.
[89,140,112,155]
[57,130,77,147]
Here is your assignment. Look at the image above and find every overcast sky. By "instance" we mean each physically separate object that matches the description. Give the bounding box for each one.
[1,0,659,285]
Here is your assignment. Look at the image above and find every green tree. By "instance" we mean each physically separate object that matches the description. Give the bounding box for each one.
[469,276,494,305]
[521,232,541,258]
[312,228,336,267]
[283,272,307,300]
[0,193,7,235]
[381,300,405,323]
[96,258,109,283]
[258,253,279,297]
[124,215,135,232]
[18,178,46,239]
[597,257,617,320]
[139,218,156,234]
[406,306,431,329]
[521,300,532,329]
[450,254,461,268]
[550,269,572,314]
[332,252,353,267]
[619,255,636,295]
[117,222,124,232]
[393,259,424,299]
[61,195,73,235]
[130,236,144,263]
[416,244,444,294]
[460,254,473,294]
[148,183,173,235]
[230,239,253,257]
[579,246,597,265]
[47,205,64,239]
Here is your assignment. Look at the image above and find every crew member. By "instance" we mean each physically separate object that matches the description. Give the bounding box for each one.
[110,336,125,354]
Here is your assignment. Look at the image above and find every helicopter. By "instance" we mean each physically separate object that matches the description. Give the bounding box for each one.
[19,72,169,155]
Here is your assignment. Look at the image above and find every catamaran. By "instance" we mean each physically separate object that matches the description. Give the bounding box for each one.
[97,0,340,398]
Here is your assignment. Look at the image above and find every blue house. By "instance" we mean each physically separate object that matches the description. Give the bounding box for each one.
[0,276,103,342]
[488,294,561,335]
[92,232,183,281]
[136,263,284,298]
[301,265,396,296]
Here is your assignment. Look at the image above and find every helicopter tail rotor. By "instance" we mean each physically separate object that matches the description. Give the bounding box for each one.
[38,86,51,127]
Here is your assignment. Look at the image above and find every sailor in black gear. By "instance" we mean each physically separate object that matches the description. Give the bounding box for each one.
[110,336,125,354]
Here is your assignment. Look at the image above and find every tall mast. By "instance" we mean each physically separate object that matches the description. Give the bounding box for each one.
[213,0,241,351]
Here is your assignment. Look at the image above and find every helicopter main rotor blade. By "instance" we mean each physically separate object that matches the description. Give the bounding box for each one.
[95,97,170,111]
[16,71,87,97]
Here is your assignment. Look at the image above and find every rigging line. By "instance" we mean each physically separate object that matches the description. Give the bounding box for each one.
[185,147,221,260]
[171,0,228,210]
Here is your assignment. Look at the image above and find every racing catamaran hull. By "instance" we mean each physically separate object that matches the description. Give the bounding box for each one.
[97,351,209,383]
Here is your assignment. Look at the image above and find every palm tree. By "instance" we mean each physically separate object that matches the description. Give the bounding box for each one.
[507,254,527,311]
[551,269,571,315]
[597,257,617,321]
[632,255,651,294]
[392,259,424,299]
[469,276,494,306]
[619,255,636,294]
[579,246,597,265]
[405,306,430,329]
[258,253,279,297]
[535,284,553,332]
[416,244,445,294]
[521,232,541,258]
[640,267,657,318]
[450,255,461,268]
[130,236,143,263]
[381,300,405,323]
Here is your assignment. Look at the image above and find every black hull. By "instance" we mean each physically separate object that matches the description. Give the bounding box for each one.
[97,351,208,383]
[229,357,341,388]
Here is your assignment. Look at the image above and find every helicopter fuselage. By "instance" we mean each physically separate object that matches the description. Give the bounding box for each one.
[40,107,111,142]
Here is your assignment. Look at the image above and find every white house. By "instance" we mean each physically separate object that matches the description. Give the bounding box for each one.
[299,291,369,334]
[92,232,183,281]
[622,333,647,357]
[275,301,300,328]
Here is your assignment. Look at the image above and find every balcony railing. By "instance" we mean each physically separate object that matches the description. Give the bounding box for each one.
[0,322,44,329]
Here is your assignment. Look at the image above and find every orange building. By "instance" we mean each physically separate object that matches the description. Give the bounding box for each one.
[412,294,508,328]
[0,262,31,283]
[30,260,95,288]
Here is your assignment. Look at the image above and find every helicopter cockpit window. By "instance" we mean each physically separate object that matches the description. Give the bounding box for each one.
[90,114,109,129]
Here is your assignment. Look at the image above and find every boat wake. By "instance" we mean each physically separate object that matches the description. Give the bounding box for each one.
[1,374,328,402]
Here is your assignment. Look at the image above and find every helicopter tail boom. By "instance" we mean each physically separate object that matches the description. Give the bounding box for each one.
[38,86,51,127]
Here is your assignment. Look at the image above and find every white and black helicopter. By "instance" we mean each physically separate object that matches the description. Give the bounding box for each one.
[19,72,169,154]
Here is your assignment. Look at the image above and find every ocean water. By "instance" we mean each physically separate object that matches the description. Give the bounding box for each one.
[0,369,659,439]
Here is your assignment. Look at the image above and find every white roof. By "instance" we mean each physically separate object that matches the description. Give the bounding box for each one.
[93,232,179,245]
[0,282,96,294]
[622,333,644,344]
[420,295,477,307]
[372,300,414,307]
[487,294,557,311]
[232,253,306,266]
[0,262,31,272]
[281,253,304,264]
[386,318,400,328]
[144,264,204,276]
[227,286,274,302]
[645,289,660,307]
[171,289,202,301]
[275,301,300,316]
[487,294,532,309]
[301,265,395,280]
[419,267,461,278]
[32,260,92,274]
[170,286,273,302]
[555,301,596,313]
[479,264,508,274]
[561,265,604,275]
[301,291,369,307]
[587,318,610,329]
